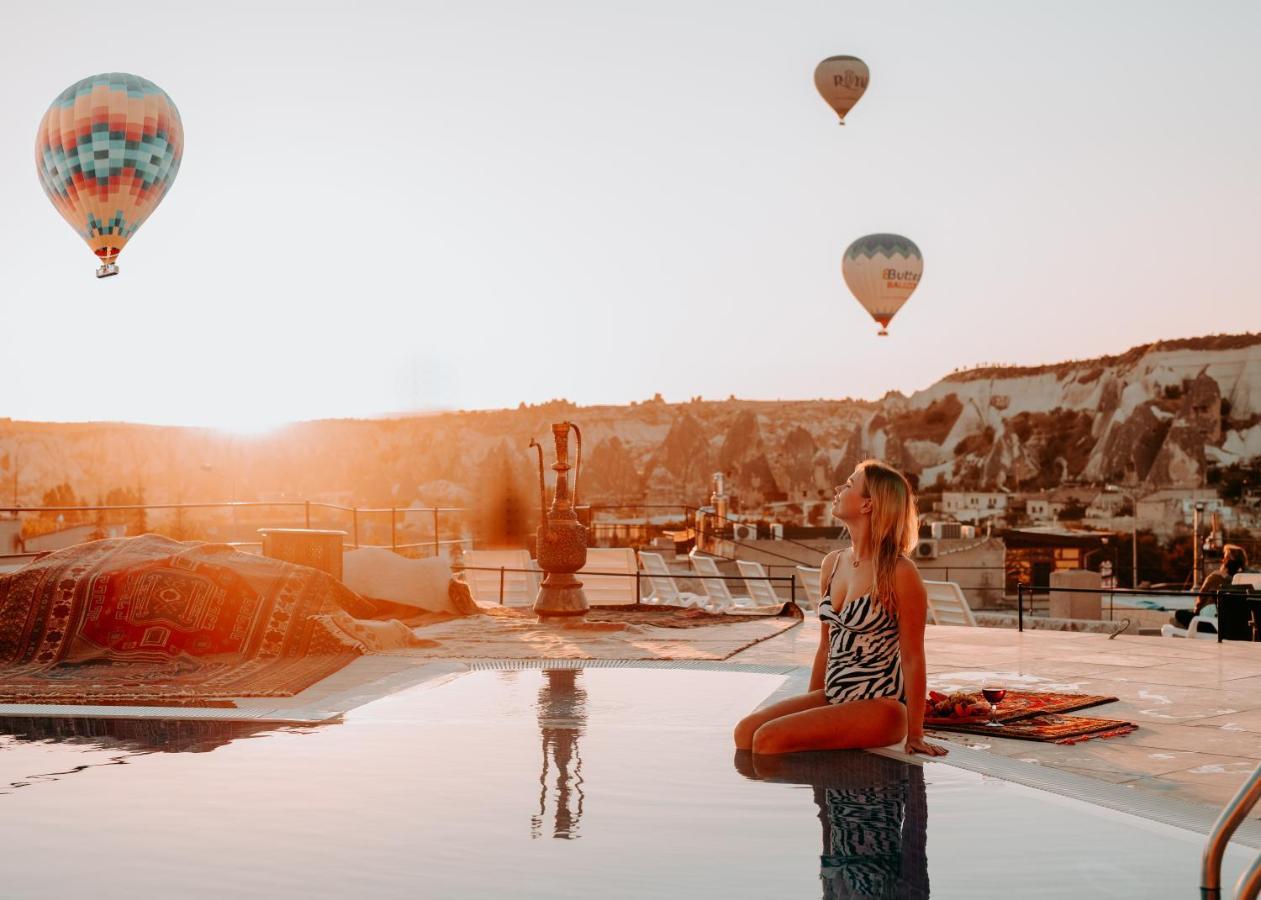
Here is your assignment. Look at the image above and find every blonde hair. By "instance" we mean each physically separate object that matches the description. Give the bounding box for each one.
[856,459,919,613]
[1223,544,1249,576]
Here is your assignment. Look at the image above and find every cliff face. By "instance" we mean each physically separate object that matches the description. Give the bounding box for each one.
[2,334,1260,511]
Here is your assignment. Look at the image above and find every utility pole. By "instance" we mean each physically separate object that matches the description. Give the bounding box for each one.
[1192,499,1205,588]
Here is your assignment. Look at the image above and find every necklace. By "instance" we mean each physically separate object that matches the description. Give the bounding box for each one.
[851,554,864,568]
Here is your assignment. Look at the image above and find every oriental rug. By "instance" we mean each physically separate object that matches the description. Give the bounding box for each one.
[0,535,419,706]
[923,690,1118,728]
[925,712,1138,744]
[924,690,1136,745]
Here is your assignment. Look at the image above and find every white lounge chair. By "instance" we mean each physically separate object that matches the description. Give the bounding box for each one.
[1160,604,1218,639]
[577,548,638,606]
[638,551,706,607]
[795,565,822,611]
[689,553,762,611]
[461,549,540,607]
[923,579,977,627]
[1233,573,1261,590]
[736,560,781,606]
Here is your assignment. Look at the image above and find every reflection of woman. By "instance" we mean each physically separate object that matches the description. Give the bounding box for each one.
[734,460,946,758]
[737,750,929,899]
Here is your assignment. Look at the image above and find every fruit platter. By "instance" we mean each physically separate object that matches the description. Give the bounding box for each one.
[924,690,993,724]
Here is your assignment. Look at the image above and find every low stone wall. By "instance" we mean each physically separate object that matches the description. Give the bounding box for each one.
[974,608,1171,636]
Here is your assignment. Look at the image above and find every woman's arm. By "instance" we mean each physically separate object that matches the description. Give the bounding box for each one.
[808,550,841,692]
[895,559,947,757]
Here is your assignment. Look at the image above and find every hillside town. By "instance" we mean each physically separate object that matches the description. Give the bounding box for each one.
[3,334,1259,627]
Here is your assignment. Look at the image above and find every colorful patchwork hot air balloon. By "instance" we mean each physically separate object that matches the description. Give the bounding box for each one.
[842,234,923,336]
[35,73,183,278]
[814,56,869,125]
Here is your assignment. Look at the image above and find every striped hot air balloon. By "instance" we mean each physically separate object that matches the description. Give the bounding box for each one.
[842,234,923,336]
[35,73,183,278]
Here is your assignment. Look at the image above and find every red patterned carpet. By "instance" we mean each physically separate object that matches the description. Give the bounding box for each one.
[0,535,415,706]
[924,691,1137,744]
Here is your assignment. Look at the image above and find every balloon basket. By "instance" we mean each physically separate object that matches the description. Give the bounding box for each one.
[877,328,888,336]
[96,264,119,279]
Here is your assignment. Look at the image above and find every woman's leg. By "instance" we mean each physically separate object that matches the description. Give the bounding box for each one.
[733,689,828,750]
[750,697,907,755]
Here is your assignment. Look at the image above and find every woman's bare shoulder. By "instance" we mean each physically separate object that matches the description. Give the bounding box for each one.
[894,555,926,591]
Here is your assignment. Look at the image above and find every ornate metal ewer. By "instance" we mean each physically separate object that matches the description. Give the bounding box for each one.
[529,422,589,619]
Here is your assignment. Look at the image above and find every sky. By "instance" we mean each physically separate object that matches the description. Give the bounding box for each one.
[2,1,1259,431]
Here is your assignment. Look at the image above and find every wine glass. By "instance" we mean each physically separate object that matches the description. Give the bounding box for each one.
[981,686,1007,727]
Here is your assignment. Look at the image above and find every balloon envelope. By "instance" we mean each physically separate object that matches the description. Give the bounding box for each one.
[813,56,869,124]
[842,234,923,335]
[35,73,183,277]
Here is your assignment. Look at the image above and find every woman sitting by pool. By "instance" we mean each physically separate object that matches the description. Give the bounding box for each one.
[734,459,947,758]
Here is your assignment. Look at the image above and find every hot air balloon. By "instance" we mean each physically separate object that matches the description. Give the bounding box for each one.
[35,73,183,278]
[842,234,923,336]
[813,56,869,125]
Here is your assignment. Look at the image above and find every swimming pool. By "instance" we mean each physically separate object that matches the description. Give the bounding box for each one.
[0,666,1252,898]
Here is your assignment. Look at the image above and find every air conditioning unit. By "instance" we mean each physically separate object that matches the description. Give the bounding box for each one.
[732,523,758,541]
[769,523,784,540]
[914,539,939,560]
[931,522,962,540]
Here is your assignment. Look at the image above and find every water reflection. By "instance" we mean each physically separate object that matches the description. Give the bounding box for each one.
[0,716,301,794]
[531,669,587,840]
[736,751,929,900]
[0,716,282,753]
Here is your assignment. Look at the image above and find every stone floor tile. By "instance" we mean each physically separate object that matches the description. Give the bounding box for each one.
[1185,708,1261,734]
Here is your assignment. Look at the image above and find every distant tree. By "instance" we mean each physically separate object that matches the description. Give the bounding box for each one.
[40,482,85,526]
[100,486,148,535]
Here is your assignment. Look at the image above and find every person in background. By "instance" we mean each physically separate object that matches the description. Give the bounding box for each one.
[1174,544,1249,629]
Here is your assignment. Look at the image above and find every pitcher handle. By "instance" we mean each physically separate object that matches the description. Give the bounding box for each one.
[570,422,582,509]
[528,438,547,530]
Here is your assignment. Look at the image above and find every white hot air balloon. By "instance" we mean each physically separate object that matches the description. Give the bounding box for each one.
[813,56,870,124]
[842,234,923,336]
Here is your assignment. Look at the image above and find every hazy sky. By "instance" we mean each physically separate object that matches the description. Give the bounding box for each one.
[2,1,1259,430]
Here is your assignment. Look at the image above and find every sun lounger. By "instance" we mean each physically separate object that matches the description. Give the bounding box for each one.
[461,549,540,607]
[1160,603,1218,639]
[736,560,781,606]
[689,553,776,613]
[577,548,638,606]
[637,551,706,607]
[923,579,977,627]
[795,566,822,611]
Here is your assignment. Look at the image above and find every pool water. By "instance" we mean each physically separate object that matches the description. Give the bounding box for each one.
[0,667,1250,898]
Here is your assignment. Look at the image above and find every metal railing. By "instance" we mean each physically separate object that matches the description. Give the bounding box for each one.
[1201,762,1261,899]
[1014,584,1259,641]
[0,500,468,555]
[454,560,798,609]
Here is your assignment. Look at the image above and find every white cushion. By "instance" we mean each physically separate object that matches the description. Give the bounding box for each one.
[342,547,454,613]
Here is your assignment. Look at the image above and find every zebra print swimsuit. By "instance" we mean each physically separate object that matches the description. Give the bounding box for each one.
[818,570,905,706]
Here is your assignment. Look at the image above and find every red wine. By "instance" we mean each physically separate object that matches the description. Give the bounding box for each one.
[981,688,1007,704]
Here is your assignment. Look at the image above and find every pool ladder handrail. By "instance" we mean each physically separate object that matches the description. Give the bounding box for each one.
[1202,760,1261,900]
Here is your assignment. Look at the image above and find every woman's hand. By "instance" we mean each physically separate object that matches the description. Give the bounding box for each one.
[904,734,948,757]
